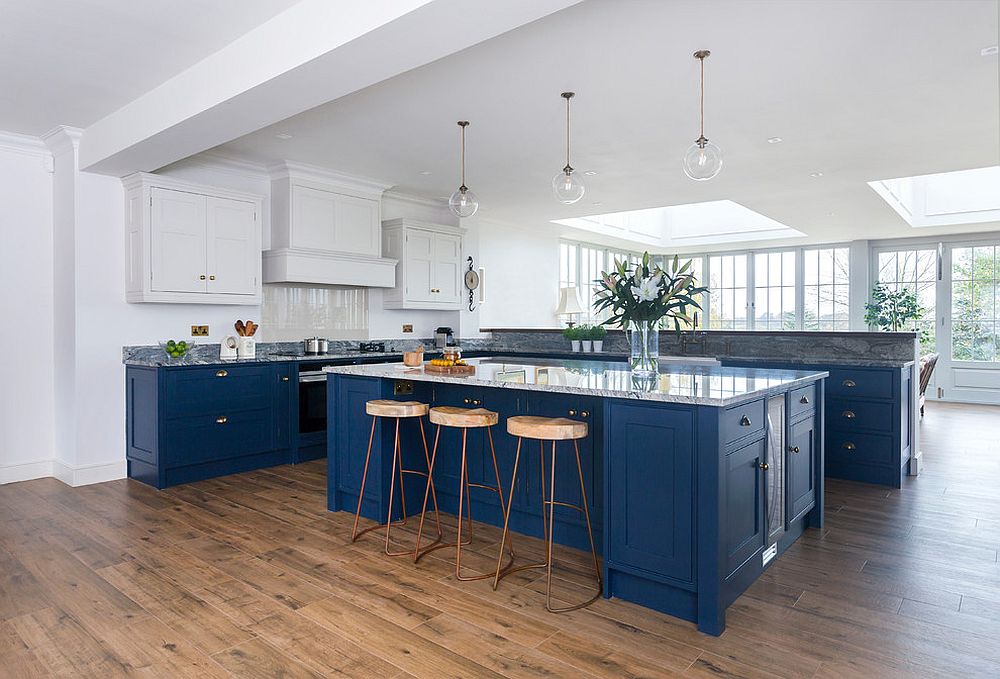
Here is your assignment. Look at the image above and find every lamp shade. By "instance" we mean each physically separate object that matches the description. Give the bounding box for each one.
[555,286,586,316]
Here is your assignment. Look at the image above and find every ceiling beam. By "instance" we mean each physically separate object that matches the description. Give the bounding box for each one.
[79,0,581,176]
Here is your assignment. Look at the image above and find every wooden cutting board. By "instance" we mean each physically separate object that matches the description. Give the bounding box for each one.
[424,363,476,375]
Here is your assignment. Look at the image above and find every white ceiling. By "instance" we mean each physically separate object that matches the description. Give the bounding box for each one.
[0,0,301,135]
[217,0,1000,251]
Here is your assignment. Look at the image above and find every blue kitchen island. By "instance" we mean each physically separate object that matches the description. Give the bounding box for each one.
[326,357,827,635]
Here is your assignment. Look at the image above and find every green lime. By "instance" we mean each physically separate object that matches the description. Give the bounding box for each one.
[177,341,187,350]
[166,340,176,348]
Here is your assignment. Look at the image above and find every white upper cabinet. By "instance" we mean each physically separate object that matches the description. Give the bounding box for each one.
[263,163,396,287]
[124,174,262,305]
[382,219,464,310]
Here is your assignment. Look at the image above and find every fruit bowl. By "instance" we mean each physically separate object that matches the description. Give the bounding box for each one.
[159,340,195,359]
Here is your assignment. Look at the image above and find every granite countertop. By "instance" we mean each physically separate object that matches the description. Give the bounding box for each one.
[324,356,829,407]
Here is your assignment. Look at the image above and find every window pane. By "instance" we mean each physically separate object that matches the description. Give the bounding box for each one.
[875,246,936,352]
[951,243,1000,362]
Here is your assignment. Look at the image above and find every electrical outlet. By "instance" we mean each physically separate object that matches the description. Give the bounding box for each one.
[191,325,209,337]
[402,324,413,333]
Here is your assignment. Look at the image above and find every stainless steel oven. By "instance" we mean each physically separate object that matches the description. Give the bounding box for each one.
[298,368,329,435]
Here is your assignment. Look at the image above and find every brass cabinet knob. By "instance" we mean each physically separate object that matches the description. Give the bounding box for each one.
[842,410,856,419]
[842,442,857,451]
[216,416,228,424]
[568,409,577,416]
[799,396,810,404]
[739,415,752,427]
[463,398,471,404]
[431,288,440,293]
[209,275,216,280]
[472,399,482,406]
[580,411,590,418]
[215,369,228,377]
[842,379,857,388]
[759,462,770,470]
[789,446,800,453]
[199,275,207,280]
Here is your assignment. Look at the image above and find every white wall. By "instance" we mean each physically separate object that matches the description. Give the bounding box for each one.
[477,218,561,328]
[0,142,56,482]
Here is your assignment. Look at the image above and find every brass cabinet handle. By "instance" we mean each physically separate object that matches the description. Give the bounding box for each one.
[216,416,228,424]
[789,446,800,453]
[842,379,857,388]
[842,410,856,419]
[799,396,810,404]
[209,275,216,280]
[199,275,207,280]
[431,288,441,293]
[759,462,770,470]
[739,415,752,427]
[580,411,590,418]
[568,409,577,416]
[842,442,857,451]
[215,369,228,377]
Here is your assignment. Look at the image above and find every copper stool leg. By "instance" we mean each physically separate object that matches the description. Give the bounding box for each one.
[352,416,405,542]
[385,416,443,557]
[493,437,549,589]
[543,439,603,613]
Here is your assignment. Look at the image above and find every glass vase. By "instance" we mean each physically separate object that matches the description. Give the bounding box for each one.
[629,320,659,374]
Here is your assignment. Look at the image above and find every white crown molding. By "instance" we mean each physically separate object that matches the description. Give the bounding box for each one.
[382,217,466,235]
[121,171,264,203]
[163,150,270,181]
[0,130,51,160]
[40,125,84,155]
[382,190,449,211]
[267,160,393,197]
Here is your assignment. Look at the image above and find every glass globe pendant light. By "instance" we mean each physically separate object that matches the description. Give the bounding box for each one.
[683,50,723,181]
[449,121,479,218]
[552,92,585,204]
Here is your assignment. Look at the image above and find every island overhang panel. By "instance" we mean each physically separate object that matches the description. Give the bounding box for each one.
[325,357,827,635]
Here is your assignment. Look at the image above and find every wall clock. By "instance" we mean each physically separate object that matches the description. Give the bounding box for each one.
[465,256,480,312]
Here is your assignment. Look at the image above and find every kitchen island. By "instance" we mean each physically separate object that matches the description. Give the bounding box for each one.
[325,357,827,635]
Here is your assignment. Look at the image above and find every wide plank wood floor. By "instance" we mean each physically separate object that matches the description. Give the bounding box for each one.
[1,400,999,677]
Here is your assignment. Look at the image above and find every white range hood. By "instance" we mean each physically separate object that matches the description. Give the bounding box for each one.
[262,162,397,287]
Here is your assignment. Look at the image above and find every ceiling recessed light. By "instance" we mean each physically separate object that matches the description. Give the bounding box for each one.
[592,201,603,206]
[275,133,293,140]
[584,170,598,176]
[766,137,783,144]
[809,171,824,178]
[419,170,432,175]
[982,45,998,57]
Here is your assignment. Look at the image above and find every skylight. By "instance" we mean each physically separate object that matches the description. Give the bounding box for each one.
[551,200,805,248]
[868,166,1000,228]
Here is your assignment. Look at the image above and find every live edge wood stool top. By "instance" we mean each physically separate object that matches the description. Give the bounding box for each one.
[365,400,429,418]
[507,415,588,441]
[429,406,499,428]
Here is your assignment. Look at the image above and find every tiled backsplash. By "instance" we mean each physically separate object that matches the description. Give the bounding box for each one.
[261,284,368,341]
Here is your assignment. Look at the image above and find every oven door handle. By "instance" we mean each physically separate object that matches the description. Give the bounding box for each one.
[298,373,328,383]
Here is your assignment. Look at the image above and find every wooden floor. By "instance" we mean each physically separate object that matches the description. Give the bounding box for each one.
[1,401,999,678]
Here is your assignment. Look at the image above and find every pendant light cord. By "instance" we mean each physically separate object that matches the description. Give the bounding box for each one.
[699,55,705,140]
[457,121,469,190]
[566,95,571,169]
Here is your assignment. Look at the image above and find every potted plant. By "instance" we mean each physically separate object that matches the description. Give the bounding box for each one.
[589,324,607,352]
[593,253,707,374]
[562,325,582,352]
[865,284,922,331]
[579,324,593,352]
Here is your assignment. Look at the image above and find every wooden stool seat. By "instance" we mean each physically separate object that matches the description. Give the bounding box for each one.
[507,416,587,441]
[429,406,499,428]
[365,400,429,418]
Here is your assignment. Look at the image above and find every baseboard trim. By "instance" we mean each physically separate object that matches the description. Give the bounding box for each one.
[52,460,127,487]
[0,460,55,485]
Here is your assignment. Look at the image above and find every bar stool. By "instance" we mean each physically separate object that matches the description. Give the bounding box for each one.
[414,405,515,580]
[351,400,442,557]
[493,415,602,613]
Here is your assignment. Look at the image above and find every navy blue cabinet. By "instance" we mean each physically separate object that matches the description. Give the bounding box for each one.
[606,401,694,584]
[723,438,766,575]
[126,363,296,488]
[786,415,816,523]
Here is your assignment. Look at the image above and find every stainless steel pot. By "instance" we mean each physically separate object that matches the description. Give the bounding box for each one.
[303,337,329,355]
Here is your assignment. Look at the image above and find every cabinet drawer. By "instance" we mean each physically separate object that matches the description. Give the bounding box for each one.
[826,429,894,466]
[164,365,273,417]
[826,368,893,400]
[788,384,816,419]
[163,408,275,467]
[827,398,894,432]
[722,399,765,445]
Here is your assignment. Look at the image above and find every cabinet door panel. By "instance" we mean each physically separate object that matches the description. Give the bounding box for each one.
[724,438,766,575]
[405,231,435,302]
[150,188,207,293]
[432,233,461,303]
[334,193,379,256]
[787,417,816,523]
[207,197,257,295]
[608,403,694,583]
[291,185,336,251]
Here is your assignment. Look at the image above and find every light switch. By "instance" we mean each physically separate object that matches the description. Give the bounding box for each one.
[402,324,413,333]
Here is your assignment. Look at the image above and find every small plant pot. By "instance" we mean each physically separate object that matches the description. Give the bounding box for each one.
[581,340,593,352]
[593,340,604,352]
[571,340,581,352]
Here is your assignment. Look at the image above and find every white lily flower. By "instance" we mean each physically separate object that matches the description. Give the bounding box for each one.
[631,274,662,302]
